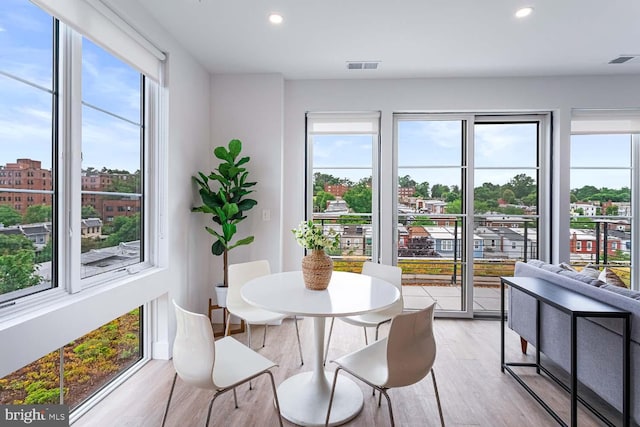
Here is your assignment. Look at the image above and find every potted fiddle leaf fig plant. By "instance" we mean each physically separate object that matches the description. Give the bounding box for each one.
[192,139,257,305]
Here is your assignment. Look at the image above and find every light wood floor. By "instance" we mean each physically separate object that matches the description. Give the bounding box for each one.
[73,317,618,427]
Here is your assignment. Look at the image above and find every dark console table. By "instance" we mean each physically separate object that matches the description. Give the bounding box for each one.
[500,276,630,427]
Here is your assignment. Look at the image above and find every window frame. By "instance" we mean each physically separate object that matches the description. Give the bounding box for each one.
[0,11,161,310]
[569,115,639,289]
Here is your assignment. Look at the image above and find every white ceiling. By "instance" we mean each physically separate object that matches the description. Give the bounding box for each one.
[135,0,640,80]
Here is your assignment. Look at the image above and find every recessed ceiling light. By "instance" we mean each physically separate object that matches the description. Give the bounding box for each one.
[515,7,534,18]
[268,13,283,25]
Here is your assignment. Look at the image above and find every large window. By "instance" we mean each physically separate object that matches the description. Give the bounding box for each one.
[0,0,56,301]
[0,308,142,409]
[0,0,162,417]
[80,38,143,280]
[0,0,155,304]
[306,113,380,272]
[569,112,638,287]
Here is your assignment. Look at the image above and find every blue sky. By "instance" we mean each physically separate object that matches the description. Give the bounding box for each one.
[313,120,629,191]
[2,1,630,190]
[0,0,141,173]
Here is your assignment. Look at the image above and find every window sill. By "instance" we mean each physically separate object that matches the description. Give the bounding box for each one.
[0,265,166,330]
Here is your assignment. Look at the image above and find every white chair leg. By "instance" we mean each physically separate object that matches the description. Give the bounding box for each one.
[266,370,284,427]
[324,367,342,426]
[379,388,395,427]
[323,317,335,366]
[247,324,253,390]
[224,312,232,336]
[363,327,368,345]
[233,388,238,408]
[431,369,445,427]
[294,316,304,365]
[205,392,223,427]
[262,324,268,348]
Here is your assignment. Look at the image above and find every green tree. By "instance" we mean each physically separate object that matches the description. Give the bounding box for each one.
[475,182,501,203]
[105,215,140,246]
[81,205,100,219]
[398,175,417,189]
[445,199,461,214]
[431,184,450,199]
[0,205,22,226]
[522,192,537,207]
[35,238,53,263]
[502,189,515,204]
[414,181,430,198]
[23,205,52,224]
[474,200,495,214]
[444,191,459,202]
[0,234,35,255]
[497,206,525,215]
[343,184,372,213]
[573,185,599,201]
[570,193,578,203]
[0,250,41,294]
[106,172,140,193]
[605,205,619,215]
[313,191,335,212]
[508,174,536,199]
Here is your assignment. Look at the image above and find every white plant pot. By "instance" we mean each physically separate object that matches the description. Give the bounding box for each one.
[214,284,228,308]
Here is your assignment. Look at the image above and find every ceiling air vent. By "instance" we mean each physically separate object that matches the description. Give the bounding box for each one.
[608,55,638,64]
[347,61,380,70]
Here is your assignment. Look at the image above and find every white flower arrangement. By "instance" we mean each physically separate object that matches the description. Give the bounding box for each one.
[292,220,340,251]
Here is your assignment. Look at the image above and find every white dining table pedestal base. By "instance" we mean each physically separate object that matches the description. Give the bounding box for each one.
[277,371,363,427]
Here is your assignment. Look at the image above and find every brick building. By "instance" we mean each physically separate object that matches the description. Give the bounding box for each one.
[0,159,139,223]
[0,159,52,217]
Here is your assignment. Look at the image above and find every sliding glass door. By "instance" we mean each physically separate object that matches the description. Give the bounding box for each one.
[305,111,548,317]
[394,114,547,317]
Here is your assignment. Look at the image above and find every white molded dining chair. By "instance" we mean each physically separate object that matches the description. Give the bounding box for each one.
[226,260,304,365]
[162,300,283,427]
[325,303,444,427]
[324,261,403,365]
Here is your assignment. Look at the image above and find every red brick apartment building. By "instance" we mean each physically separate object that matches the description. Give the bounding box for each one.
[324,184,349,197]
[0,159,139,223]
[0,159,52,217]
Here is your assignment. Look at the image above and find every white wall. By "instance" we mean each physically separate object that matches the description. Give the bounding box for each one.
[210,74,284,273]
[0,0,211,376]
[282,75,640,270]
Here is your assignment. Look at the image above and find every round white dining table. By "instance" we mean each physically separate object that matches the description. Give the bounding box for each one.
[241,270,400,427]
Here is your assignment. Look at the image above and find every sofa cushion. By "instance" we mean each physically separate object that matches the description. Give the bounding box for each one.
[559,262,577,272]
[527,259,546,268]
[580,264,601,279]
[540,263,564,274]
[598,268,627,288]
[601,284,640,300]
[558,269,604,287]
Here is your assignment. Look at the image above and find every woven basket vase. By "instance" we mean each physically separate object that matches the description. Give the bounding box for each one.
[302,249,333,290]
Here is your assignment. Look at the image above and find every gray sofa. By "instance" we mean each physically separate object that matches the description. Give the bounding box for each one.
[508,260,640,425]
